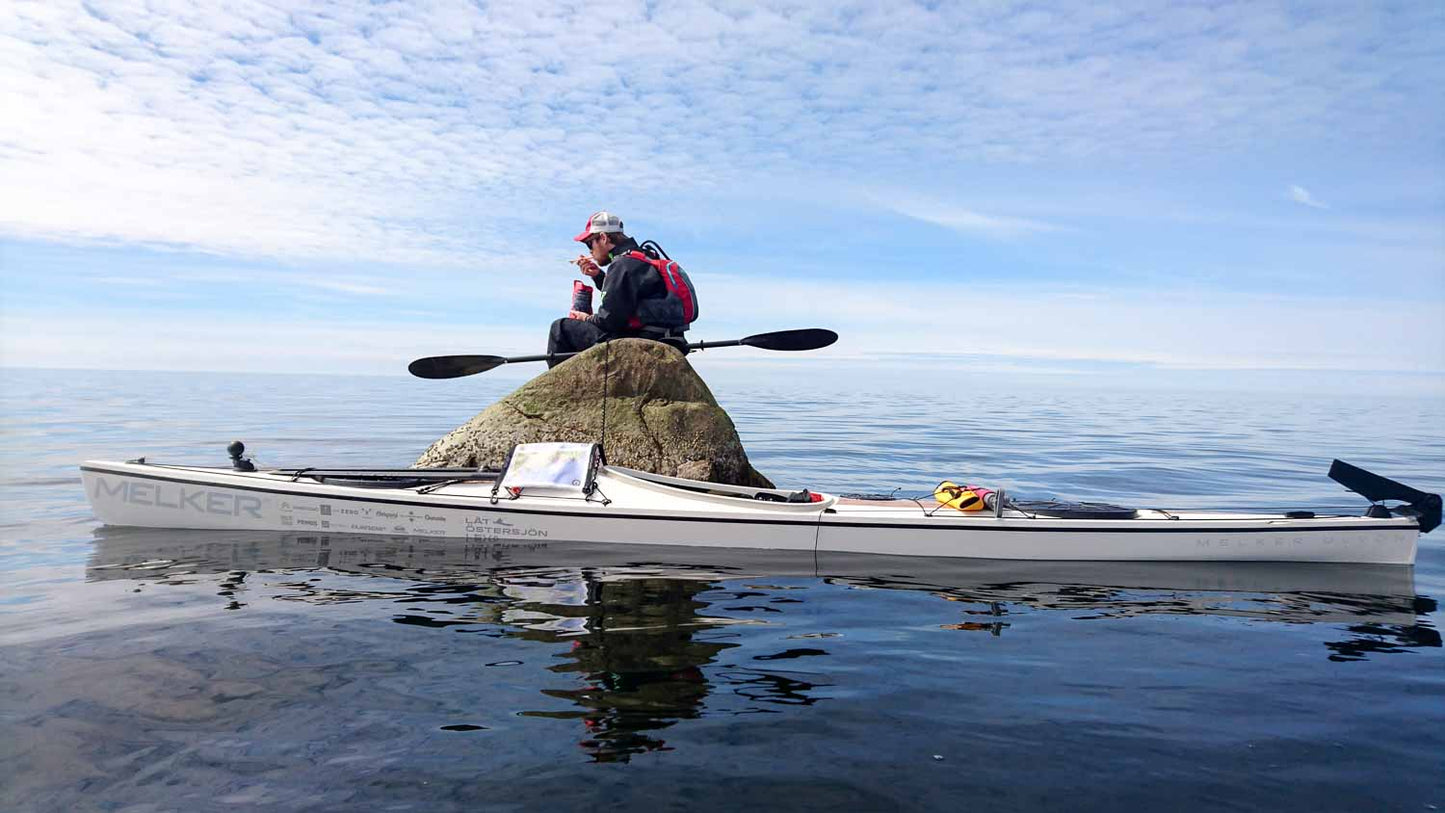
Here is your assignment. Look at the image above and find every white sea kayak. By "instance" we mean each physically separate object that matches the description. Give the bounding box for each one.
[80,443,1437,564]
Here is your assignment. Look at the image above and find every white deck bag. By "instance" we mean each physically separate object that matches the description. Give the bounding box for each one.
[493,442,602,500]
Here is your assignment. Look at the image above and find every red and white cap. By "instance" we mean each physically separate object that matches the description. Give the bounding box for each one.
[573,210,625,242]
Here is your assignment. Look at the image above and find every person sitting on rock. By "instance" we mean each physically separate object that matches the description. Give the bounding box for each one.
[547,210,695,368]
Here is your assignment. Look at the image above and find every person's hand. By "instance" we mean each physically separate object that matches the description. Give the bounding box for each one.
[574,255,601,278]
[567,310,590,321]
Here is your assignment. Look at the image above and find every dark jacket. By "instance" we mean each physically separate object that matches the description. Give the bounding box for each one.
[587,237,686,334]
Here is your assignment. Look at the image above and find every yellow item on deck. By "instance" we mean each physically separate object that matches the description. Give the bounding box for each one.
[934,480,986,512]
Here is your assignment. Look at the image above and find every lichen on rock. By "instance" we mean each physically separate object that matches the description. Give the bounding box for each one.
[415,339,774,488]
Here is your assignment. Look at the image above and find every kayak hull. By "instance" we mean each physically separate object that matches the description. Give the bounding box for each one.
[80,461,1421,564]
[817,514,1416,563]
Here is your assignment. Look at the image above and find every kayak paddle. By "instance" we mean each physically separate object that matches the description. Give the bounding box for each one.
[408,328,838,379]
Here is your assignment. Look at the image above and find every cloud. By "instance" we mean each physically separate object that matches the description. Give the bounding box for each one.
[1,1,1439,263]
[2,1,1439,389]
[10,274,1438,378]
[1288,185,1329,209]
[886,199,1063,239]
[0,312,542,378]
[291,277,391,296]
[688,274,1445,375]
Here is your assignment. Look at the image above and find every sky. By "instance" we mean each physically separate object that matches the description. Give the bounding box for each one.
[1,0,1442,393]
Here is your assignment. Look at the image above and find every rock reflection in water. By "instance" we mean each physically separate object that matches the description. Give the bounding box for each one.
[517,578,731,761]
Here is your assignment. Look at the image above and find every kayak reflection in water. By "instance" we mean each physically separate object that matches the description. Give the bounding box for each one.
[78,531,1440,764]
[547,210,699,367]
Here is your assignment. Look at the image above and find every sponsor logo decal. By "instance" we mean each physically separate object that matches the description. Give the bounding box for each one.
[92,478,263,518]
[463,515,548,542]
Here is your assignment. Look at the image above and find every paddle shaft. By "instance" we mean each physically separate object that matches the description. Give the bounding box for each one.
[500,338,743,366]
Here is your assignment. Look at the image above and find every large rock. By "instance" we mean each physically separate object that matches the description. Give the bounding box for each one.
[415,339,774,488]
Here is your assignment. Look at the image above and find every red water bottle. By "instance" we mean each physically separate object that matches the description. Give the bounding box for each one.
[571,280,593,314]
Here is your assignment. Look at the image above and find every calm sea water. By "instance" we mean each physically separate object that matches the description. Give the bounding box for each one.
[2,367,1442,811]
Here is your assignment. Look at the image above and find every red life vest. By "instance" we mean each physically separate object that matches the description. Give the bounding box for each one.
[624,248,699,330]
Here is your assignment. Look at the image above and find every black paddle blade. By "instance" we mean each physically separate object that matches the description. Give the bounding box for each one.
[1329,460,1431,504]
[739,328,838,352]
[408,355,507,379]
